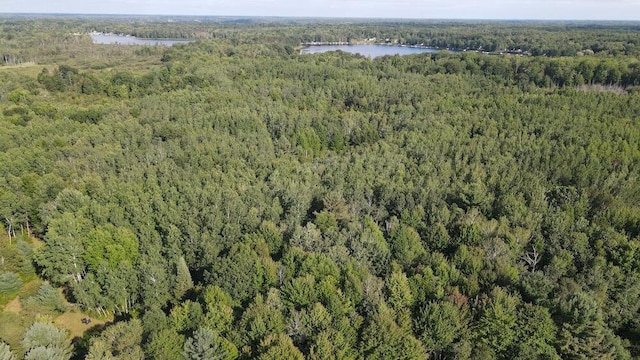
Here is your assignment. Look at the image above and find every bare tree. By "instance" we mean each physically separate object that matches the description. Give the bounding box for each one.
[523,247,541,272]
[4,217,15,245]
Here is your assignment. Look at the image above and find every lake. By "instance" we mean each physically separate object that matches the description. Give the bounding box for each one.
[300,44,445,58]
[90,33,192,46]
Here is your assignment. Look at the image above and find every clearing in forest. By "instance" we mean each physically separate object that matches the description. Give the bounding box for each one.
[55,311,111,338]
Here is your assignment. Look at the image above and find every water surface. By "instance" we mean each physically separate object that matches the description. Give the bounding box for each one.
[91,33,192,46]
[300,44,444,58]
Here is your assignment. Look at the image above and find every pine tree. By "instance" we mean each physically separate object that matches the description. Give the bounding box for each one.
[555,293,624,360]
[0,342,16,360]
[385,267,413,312]
[0,271,22,297]
[475,287,518,355]
[21,322,72,360]
[182,327,237,360]
[173,256,194,302]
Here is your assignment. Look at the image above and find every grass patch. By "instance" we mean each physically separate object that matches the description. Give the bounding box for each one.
[19,279,43,300]
[0,311,30,355]
[1,280,110,355]
[0,291,20,309]
[4,297,21,314]
[28,236,44,249]
[0,63,44,77]
[55,310,112,339]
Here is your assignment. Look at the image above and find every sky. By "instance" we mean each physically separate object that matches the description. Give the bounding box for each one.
[1,0,640,20]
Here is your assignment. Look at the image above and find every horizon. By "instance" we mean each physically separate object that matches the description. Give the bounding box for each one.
[2,0,639,22]
[2,13,640,23]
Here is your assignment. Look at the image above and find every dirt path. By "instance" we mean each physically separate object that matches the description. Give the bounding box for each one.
[3,297,21,313]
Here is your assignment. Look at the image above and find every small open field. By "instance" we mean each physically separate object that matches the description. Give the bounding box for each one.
[55,310,111,339]
[0,62,44,77]
[1,290,112,353]
[0,234,111,352]
[0,311,30,354]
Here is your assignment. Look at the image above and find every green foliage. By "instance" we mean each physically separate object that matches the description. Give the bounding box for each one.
[2,17,640,360]
[256,333,303,360]
[0,237,35,284]
[385,268,413,311]
[309,329,356,360]
[281,274,317,309]
[7,89,31,105]
[258,221,283,256]
[237,294,285,351]
[86,319,144,360]
[350,217,390,275]
[519,262,552,298]
[424,222,451,251]
[414,300,468,356]
[145,328,185,360]
[299,253,340,283]
[26,282,67,313]
[0,272,22,296]
[173,256,194,302]
[556,292,629,360]
[208,241,277,304]
[0,341,16,360]
[182,327,237,360]
[21,321,72,360]
[67,107,104,124]
[83,225,138,271]
[510,304,559,359]
[36,212,90,285]
[170,300,201,334]
[24,346,69,360]
[390,225,426,268]
[454,223,484,247]
[200,286,235,333]
[359,306,427,360]
[296,127,323,161]
[475,287,519,356]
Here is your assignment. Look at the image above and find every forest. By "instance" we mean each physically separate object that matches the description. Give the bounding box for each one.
[0,16,639,360]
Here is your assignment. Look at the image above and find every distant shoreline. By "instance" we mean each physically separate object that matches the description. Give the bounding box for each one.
[300,42,452,50]
[89,32,193,46]
[89,31,192,43]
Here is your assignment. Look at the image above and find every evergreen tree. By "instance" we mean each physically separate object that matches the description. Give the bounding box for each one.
[0,271,22,296]
[0,342,16,360]
[556,292,627,360]
[21,322,72,360]
[474,287,519,356]
[182,327,237,360]
[385,266,413,312]
[173,256,194,302]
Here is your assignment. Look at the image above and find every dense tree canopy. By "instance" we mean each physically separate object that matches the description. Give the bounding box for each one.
[1,15,639,359]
